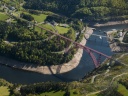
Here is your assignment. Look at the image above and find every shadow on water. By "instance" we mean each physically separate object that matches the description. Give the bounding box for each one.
[0,24,128,84]
[0,34,110,84]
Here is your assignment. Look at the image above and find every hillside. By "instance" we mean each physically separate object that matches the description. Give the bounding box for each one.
[24,0,128,22]
[0,0,85,66]
[0,1,128,96]
[1,53,128,96]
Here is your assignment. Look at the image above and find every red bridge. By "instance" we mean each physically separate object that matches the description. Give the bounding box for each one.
[36,25,112,69]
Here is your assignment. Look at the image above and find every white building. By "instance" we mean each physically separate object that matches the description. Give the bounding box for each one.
[119,32,123,37]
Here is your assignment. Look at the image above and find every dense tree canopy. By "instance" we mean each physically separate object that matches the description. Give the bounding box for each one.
[20,82,68,96]
[0,21,78,65]
[24,0,128,22]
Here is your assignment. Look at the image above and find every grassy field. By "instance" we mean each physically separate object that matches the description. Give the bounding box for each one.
[16,11,47,22]
[40,24,55,32]
[35,24,55,32]
[37,24,69,34]
[11,11,52,32]
[2,0,10,3]
[89,94,99,96]
[70,89,82,96]
[55,26,69,34]
[38,90,82,96]
[0,12,9,21]
[0,86,10,96]
[117,84,128,96]
[35,26,42,32]
[38,91,65,96]
[31,14,47,22]
[119,54,128,64]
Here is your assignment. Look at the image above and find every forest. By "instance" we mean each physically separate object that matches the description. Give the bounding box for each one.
[0,0,85,66]
[0,18,84,65]
[24,0,128,22]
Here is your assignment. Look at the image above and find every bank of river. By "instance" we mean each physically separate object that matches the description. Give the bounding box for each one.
[94,20,128,27]
[0,24,127,84]
[0,27,93,75]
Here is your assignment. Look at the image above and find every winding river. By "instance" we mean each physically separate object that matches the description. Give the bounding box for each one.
[0,24,128,84]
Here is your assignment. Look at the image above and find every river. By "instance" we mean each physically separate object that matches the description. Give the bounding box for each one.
[0,24,128,84]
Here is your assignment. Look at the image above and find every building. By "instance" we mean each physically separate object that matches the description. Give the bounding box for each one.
[59,24,69,28]
[119,32,123,37]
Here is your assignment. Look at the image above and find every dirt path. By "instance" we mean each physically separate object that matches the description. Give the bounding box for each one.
[86,72,128,96]
[86,53,128,96]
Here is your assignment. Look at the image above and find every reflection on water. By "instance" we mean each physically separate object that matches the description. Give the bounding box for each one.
[0,24,127,84]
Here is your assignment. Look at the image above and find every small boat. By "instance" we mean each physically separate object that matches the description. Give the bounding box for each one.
[99,36,102,39]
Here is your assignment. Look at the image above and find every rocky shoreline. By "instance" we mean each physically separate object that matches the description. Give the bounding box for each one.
[94,20,128,27]
[107,29,128,52]
[0,28,93,74]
